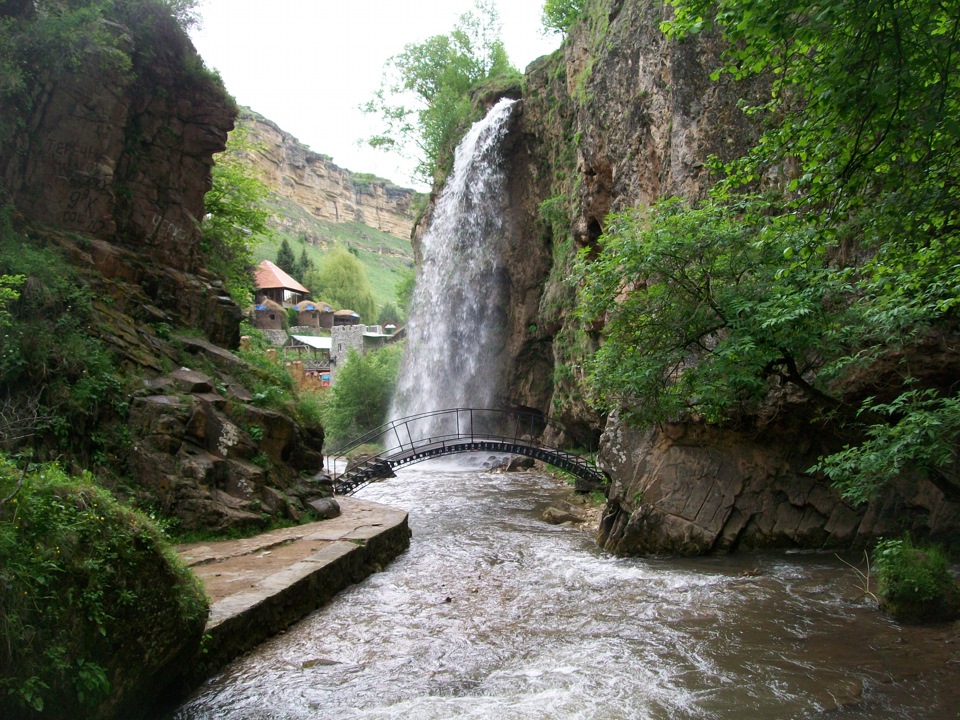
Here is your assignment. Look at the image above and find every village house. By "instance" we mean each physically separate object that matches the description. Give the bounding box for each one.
[254,259,309,307]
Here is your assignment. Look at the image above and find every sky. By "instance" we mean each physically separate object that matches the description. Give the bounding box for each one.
[188,0,561,191]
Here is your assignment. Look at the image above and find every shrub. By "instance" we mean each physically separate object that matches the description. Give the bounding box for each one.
[872,537,960,623]
[0,455,208,716]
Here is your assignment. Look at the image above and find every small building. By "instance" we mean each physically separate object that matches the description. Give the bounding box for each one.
[330,324,397,365]
[254,260,309,307]
[293,300,334,329]
[333,308,361,326]
[252,296,286,331]
[286,334,332,372]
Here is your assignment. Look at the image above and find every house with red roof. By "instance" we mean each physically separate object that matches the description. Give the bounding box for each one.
[254,259,309,307]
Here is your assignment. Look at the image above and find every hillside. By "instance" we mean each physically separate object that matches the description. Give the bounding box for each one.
[237,109,421,307]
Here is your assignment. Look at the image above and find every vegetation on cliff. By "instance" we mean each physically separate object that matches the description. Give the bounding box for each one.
[363,0,521,182]
[202,127,273,307]
[577,0,960,506]
[0,213,130,466]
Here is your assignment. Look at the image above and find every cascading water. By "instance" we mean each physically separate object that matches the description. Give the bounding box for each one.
[390,98,516,433]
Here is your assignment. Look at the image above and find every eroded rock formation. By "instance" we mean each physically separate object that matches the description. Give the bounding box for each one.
[240,109,418,240]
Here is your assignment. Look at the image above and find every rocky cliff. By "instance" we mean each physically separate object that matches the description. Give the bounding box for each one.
[481,0,960,554]
[0,3,329,534]
[240,109,418,240]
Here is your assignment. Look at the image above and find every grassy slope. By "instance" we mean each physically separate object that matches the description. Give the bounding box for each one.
[251,186,416,311]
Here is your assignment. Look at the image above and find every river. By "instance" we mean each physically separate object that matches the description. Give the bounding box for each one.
[173,459,960,719]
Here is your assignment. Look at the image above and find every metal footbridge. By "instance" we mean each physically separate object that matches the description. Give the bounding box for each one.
[326,408,608,495]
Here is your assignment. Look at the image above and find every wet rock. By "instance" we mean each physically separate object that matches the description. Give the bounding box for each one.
[309,497,341,520]
[490,455,536,472]
[542,505,583,525]
[170,367,216,394]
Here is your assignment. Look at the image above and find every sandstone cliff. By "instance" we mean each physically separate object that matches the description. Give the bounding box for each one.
[240,108,418,240]
[476,0,960,554]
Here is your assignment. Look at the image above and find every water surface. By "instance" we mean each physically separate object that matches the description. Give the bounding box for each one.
[174,460,960,719]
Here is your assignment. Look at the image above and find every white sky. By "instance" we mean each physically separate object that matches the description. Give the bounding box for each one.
[189,0,561,191]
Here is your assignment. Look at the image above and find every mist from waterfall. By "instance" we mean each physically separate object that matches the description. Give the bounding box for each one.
[390,98,517,429]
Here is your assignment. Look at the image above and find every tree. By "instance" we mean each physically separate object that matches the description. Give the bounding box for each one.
[542,0,586,35]
[581,0,960,502]
[292,247,313,282]
[394,267,416,310]
[275,238,296,276]
[201,126,271,307]
[304,247,378,322]
[362,0,519,182]
[320,345,403,444]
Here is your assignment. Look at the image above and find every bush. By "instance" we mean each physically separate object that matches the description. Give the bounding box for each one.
[0,455,208,717]
[0,216,129,462]
[322,345,403,446]
[872,537,960,623]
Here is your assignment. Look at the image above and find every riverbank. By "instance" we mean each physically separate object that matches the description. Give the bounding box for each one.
[170,497,410,695]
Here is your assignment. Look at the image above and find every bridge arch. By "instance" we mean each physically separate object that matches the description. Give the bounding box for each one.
[325,408,608,496]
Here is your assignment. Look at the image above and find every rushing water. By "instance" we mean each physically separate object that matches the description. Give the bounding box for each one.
[173,461,960,719]
[389,98,516,428]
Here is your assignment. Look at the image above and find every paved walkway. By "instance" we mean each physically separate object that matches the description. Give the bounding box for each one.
[175,496,410,681]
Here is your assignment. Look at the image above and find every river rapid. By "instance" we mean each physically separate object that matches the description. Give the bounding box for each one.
[173,459,960,719]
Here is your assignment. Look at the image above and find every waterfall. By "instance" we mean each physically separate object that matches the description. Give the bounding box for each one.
[390,98,517,430]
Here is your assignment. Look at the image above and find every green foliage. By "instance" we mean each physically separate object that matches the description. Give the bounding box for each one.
[321,346,403,445]
[0,218,128,458]
[377,301,405,327]
[201,126,272,307]
[0,0,205,142]
[0,455,207,713]
[304,247,378,322]
[292,247,313,282]
[0,271,24,331]
[542,0,586,34]
[362,0,519,182]
[578,196,851,426]
[233,333,297,412]
[815,391,960,504]
[275,237,296,276]
[394,267,416,311]
[581,0,960,499]
[871,537,959,622]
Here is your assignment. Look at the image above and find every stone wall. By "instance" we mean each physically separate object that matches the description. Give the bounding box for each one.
[331,325,365,365]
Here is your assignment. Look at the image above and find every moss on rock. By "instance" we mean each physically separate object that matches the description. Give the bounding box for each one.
[0,456,208,719]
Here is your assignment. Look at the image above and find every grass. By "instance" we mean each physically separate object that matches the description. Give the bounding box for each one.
[254,192,415,309]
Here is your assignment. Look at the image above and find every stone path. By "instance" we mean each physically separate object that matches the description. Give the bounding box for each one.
[175,496,410,683]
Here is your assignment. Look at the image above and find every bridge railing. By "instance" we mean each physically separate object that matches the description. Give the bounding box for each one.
[324,407,595,479]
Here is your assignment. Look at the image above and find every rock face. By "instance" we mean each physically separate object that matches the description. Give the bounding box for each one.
[478,0,960,554]
[241,109,418,239]
[0,3,238,346]
[0,4,329,529]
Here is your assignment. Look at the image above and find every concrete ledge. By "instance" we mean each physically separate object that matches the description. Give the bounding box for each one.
[171,497,410,692]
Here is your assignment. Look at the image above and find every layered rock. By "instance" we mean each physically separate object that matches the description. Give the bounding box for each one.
[0,2,238,345]
[485,0,960,554]
[240,109,418,239]
[0,3,328,528]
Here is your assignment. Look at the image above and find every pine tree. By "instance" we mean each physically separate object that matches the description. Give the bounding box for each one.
[275,238,296,276]
[292,248,312,281]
